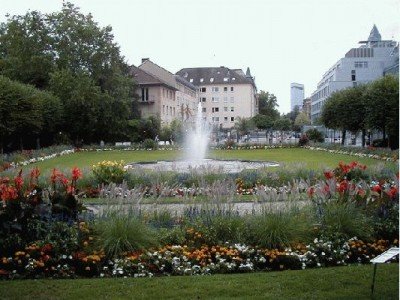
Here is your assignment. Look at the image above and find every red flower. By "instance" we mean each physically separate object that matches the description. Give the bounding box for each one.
[51,169,60,184]
[307,187,315,197]
[386,187,398,199]
[0,185,18,201]
[14,170,24,191]
[371,185,381,193]
[67,185,75,194]
[357,189,366,197]
[324,171,334,180]
[72,167,82,181]
[30,167,40,180]
[41,243,53,254]
[338,180,349,193]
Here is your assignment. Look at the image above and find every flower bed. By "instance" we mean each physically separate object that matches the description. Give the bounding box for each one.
[0,161,398,280]
[0,236,397,279]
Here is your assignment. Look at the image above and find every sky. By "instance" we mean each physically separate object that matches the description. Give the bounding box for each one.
[1,0,399,113]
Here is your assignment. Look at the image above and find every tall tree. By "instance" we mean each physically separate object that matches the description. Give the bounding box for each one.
[257,90,280,119]
[365,75,399,149]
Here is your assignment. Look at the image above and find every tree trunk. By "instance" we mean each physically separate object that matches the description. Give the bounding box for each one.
[341,130,346,146]
[19,137,24,151]
[36,137,41,150]
[0,138,3,155]
[361,129,366,148]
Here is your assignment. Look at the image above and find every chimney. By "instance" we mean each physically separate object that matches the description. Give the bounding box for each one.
[142,58,149,63]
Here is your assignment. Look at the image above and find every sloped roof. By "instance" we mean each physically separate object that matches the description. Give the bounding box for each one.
[130,65,177,90]
[176,66,255,87]
[368,24,382,42]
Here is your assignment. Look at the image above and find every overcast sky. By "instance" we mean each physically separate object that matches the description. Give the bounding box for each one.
[2,0,399,113]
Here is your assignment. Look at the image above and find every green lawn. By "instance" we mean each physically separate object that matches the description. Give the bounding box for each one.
[25,148,393,173]
[0,264,398,299]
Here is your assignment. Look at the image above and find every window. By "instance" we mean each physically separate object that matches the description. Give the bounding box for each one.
[224,107,228,112]
[141,88,149,101]
[223,77,229,82]
[230,87,234,91]
[163,89,165,97]
[230,97,234,103]
[223,97,228,103]
[200,78,204,82]
[351,70,356,81]
[166,105,169,115]
[202,107,206,112]
[224,87,228,92]
[355,61,368,68]
[212,117,219,122]
[212,87,219,92]
[210,78,214,82]
[163,105,165,114]
[212,107,219,113]
[230,117,234,122]
[201,87,206,92]
[230,107,234,112]
[224,117,228,122]
[201,97,206,102]
[190,78,193,82]
[212,97,219,103]
[232,77,236,81]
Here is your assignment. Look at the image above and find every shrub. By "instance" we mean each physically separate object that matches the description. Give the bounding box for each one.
[94,213,157,258]
[92,160,126,184]
[319,202,373,240]
[143,138,158,150]
[193,215,245,245]
[306,128,324,143]
[298,134,309,146]
[244,207,314,249]
[372,138,388,148]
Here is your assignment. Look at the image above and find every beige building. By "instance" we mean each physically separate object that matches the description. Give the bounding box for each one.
[131,60,258,129]
[130,58,197,125]
[176,66,258,129]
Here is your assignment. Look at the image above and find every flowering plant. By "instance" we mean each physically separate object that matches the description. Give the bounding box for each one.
[92,160,126,184]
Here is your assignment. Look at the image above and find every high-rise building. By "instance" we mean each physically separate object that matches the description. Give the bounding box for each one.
[290,83,304,111]
[310,25,399,123]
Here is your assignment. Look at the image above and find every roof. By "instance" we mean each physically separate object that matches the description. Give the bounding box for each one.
[130,66,177,90]
[176,66,256,87]
[368,24,382,42]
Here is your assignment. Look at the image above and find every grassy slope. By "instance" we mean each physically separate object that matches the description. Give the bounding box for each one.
[25,148,392,173]
[0,264,398,299]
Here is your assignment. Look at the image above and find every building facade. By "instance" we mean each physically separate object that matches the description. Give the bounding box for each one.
[290,83,304,111]
[310,25,399,123]
[130,59,197,125]
[176,66,258,129]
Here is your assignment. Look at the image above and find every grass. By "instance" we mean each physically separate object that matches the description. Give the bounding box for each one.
[24,148,393,173]
[0,264,397,299]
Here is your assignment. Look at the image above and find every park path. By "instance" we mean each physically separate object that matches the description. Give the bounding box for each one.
[85,201,308,216]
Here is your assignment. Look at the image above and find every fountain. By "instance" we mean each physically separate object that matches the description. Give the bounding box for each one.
[184,102,210,161]
[127,102,279,173]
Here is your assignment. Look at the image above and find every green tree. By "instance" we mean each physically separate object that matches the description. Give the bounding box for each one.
[257,90,280,119]
[365,75,399,149]
[49,69,101,144]
[0,2,137,146]
[273,117,291,142]
[0,11,55,88]
[234,117,254,141]
[0,75,43,151]
[294,111,311,128]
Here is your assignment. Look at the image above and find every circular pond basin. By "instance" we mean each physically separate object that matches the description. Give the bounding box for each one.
[127,159,279,173]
